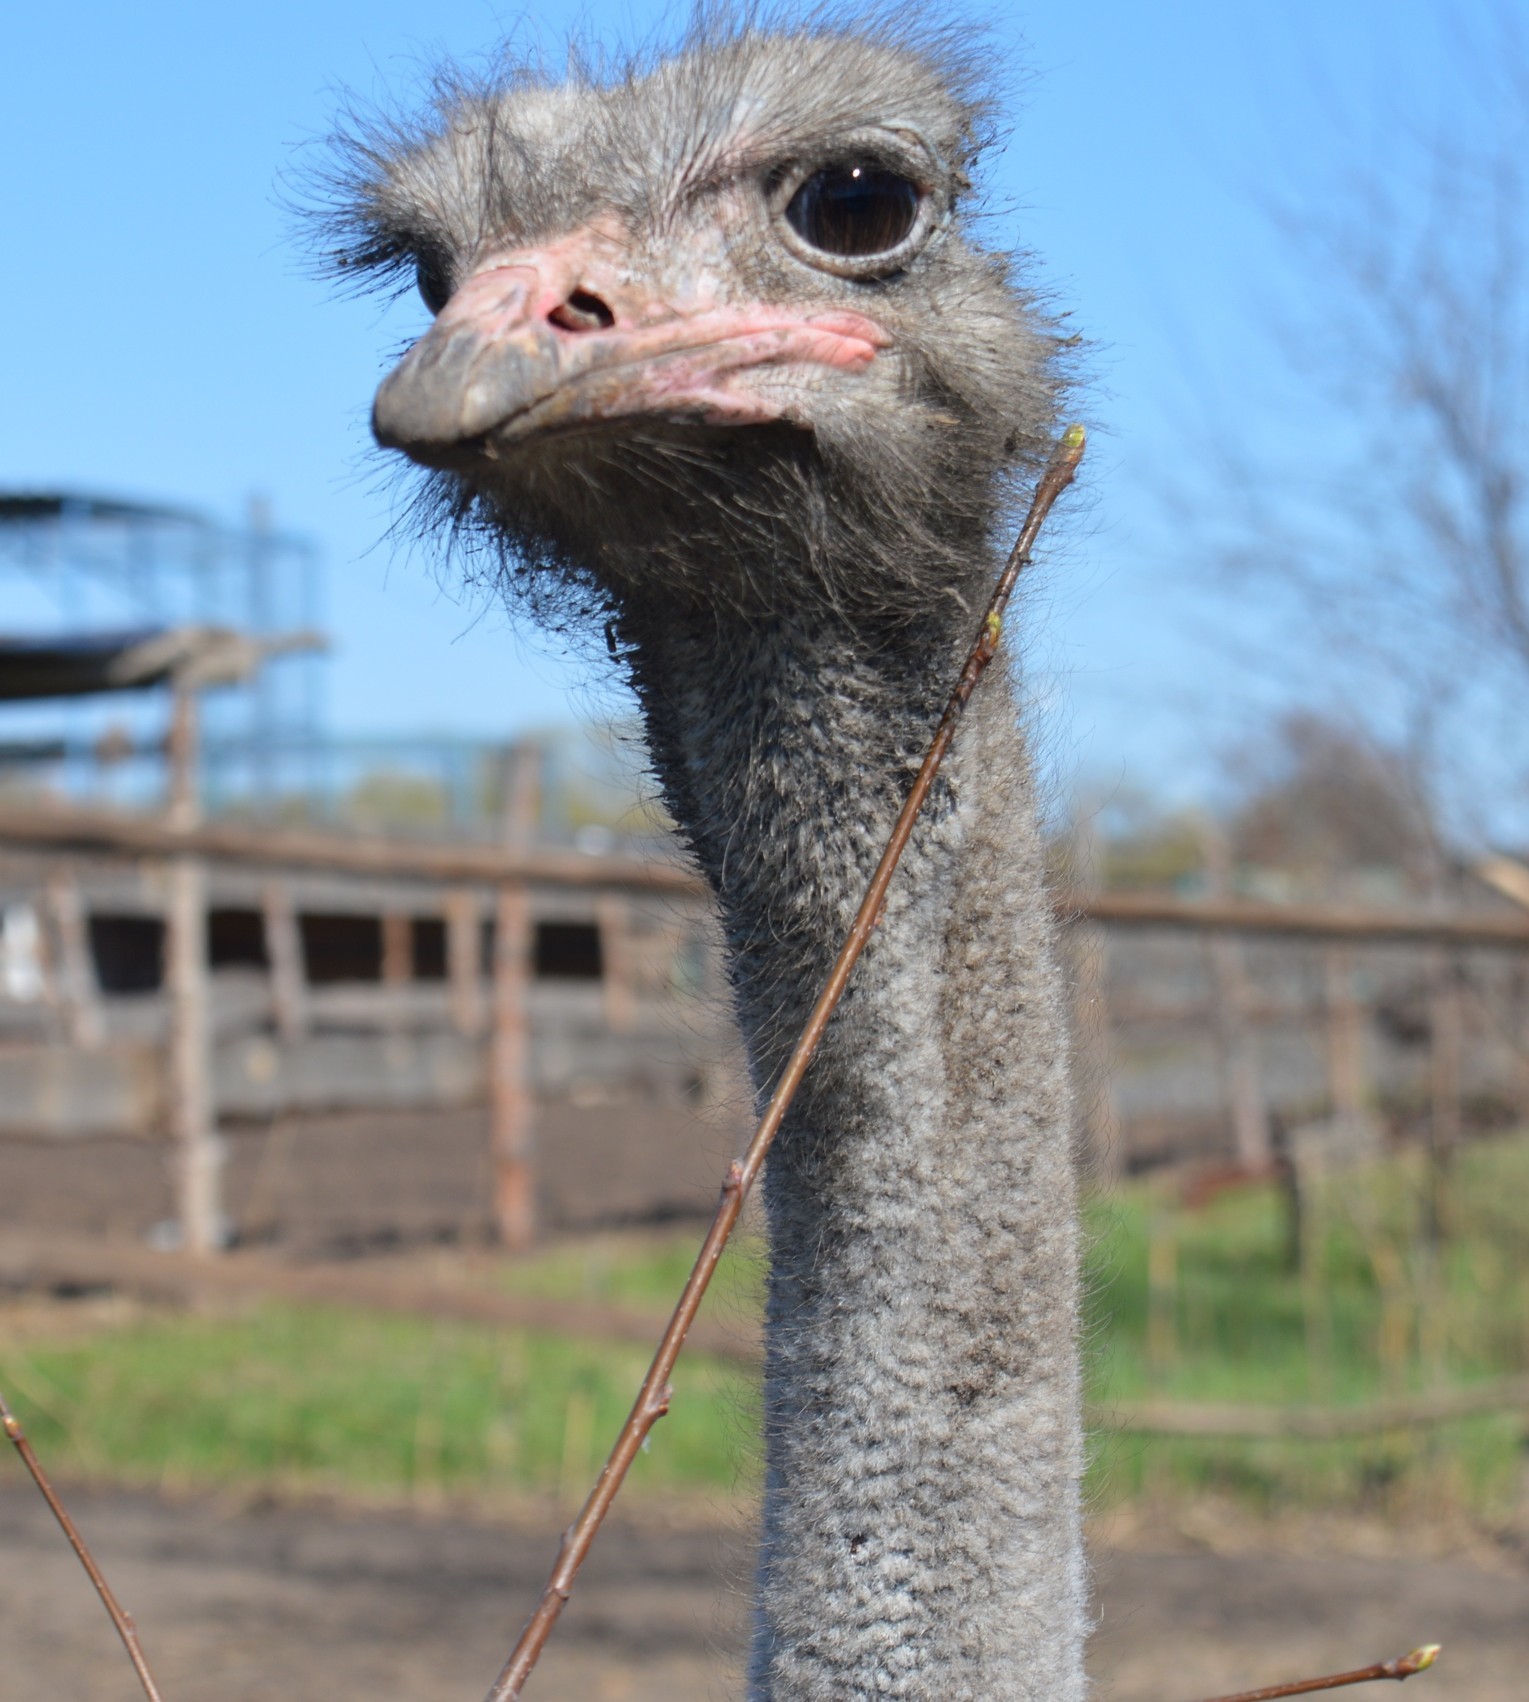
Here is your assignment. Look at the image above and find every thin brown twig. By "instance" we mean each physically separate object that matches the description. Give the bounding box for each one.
[1193,1644,1441,1702]
[484,424,1087,1702]
[0,1385,166,1702]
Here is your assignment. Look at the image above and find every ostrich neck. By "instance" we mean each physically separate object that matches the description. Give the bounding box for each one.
[619,593,1086,1701]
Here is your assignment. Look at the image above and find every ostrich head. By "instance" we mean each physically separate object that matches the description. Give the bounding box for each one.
[323,20,1062,621]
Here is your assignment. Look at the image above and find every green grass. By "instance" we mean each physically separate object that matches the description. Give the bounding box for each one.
[1082,1131,1529,1521]
[2,1135,1526,1521]
[493,1228,766,1319]
[0,1302,756,1506]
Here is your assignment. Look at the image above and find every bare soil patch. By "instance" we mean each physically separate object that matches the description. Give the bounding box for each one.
[2,1484,1525,1700]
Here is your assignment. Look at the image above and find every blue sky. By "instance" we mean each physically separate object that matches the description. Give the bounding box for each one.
[0,1,1491,807]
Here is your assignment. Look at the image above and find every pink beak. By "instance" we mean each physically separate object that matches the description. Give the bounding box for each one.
[372,224,890,466]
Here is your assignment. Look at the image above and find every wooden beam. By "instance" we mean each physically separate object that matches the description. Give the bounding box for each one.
[0,800,703,893]
[6,801,1529,943]
[1103,1376,1529,1438]
[1062,888,1529,947]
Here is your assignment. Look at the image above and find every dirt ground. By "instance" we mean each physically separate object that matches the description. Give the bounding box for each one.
[2,1483,1525,1702]
[4,1113,1528,1697]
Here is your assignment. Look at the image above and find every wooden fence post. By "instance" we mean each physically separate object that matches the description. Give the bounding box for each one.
[1425,945,1464,1247]
[1070,921,1123,1181]
[46,871,103,1050]
[1067,816,1124,1180]
[381,909,412,1030]
[165,687,221,1254]
[381,910,412,985]
[1324,944,1370,1129]
[261,881,307,1040]
[491,882,535,1250]
[486,739,541,1249]
[597,892,635,1036]
[445,890,485,1038]
[1202,828,1272,1171]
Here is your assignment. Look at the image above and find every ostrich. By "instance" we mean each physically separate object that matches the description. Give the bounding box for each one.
[324,17,1086,1698]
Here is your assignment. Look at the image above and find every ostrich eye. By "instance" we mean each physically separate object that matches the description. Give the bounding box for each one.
[785,165,921,260]
[416,256,453,316]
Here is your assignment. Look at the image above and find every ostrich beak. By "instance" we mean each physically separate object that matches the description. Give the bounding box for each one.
[372,227,888,467]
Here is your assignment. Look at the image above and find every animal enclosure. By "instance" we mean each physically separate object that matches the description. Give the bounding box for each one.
[0,798,735,1253]
[4,793,1526,1257]
[1069,883,1529,1183]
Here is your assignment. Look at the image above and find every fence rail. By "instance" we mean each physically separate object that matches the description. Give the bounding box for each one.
[0,794,713,1254]
[1072,888,1529,948]
[1104,1378,1529,1439]
[6,800,1529,939]
[4,798,1528,1250]
[0,800,700,892]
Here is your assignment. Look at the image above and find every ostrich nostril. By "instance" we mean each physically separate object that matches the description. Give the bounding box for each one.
[547,289,616,333]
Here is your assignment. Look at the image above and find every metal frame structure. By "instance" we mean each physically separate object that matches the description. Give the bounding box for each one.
[0,491,323,810]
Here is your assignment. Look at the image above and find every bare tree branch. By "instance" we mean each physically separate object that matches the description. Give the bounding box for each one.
[1191,1643,1441,1702]
[1185,11,1529,846]
[0,1385,166,1702]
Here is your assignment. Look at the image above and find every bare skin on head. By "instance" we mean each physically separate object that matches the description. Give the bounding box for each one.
[326,21,1085,1698]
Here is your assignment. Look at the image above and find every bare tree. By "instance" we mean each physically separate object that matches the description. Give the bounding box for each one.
[1223,712,1440,895]
[1194,9,1528,849]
